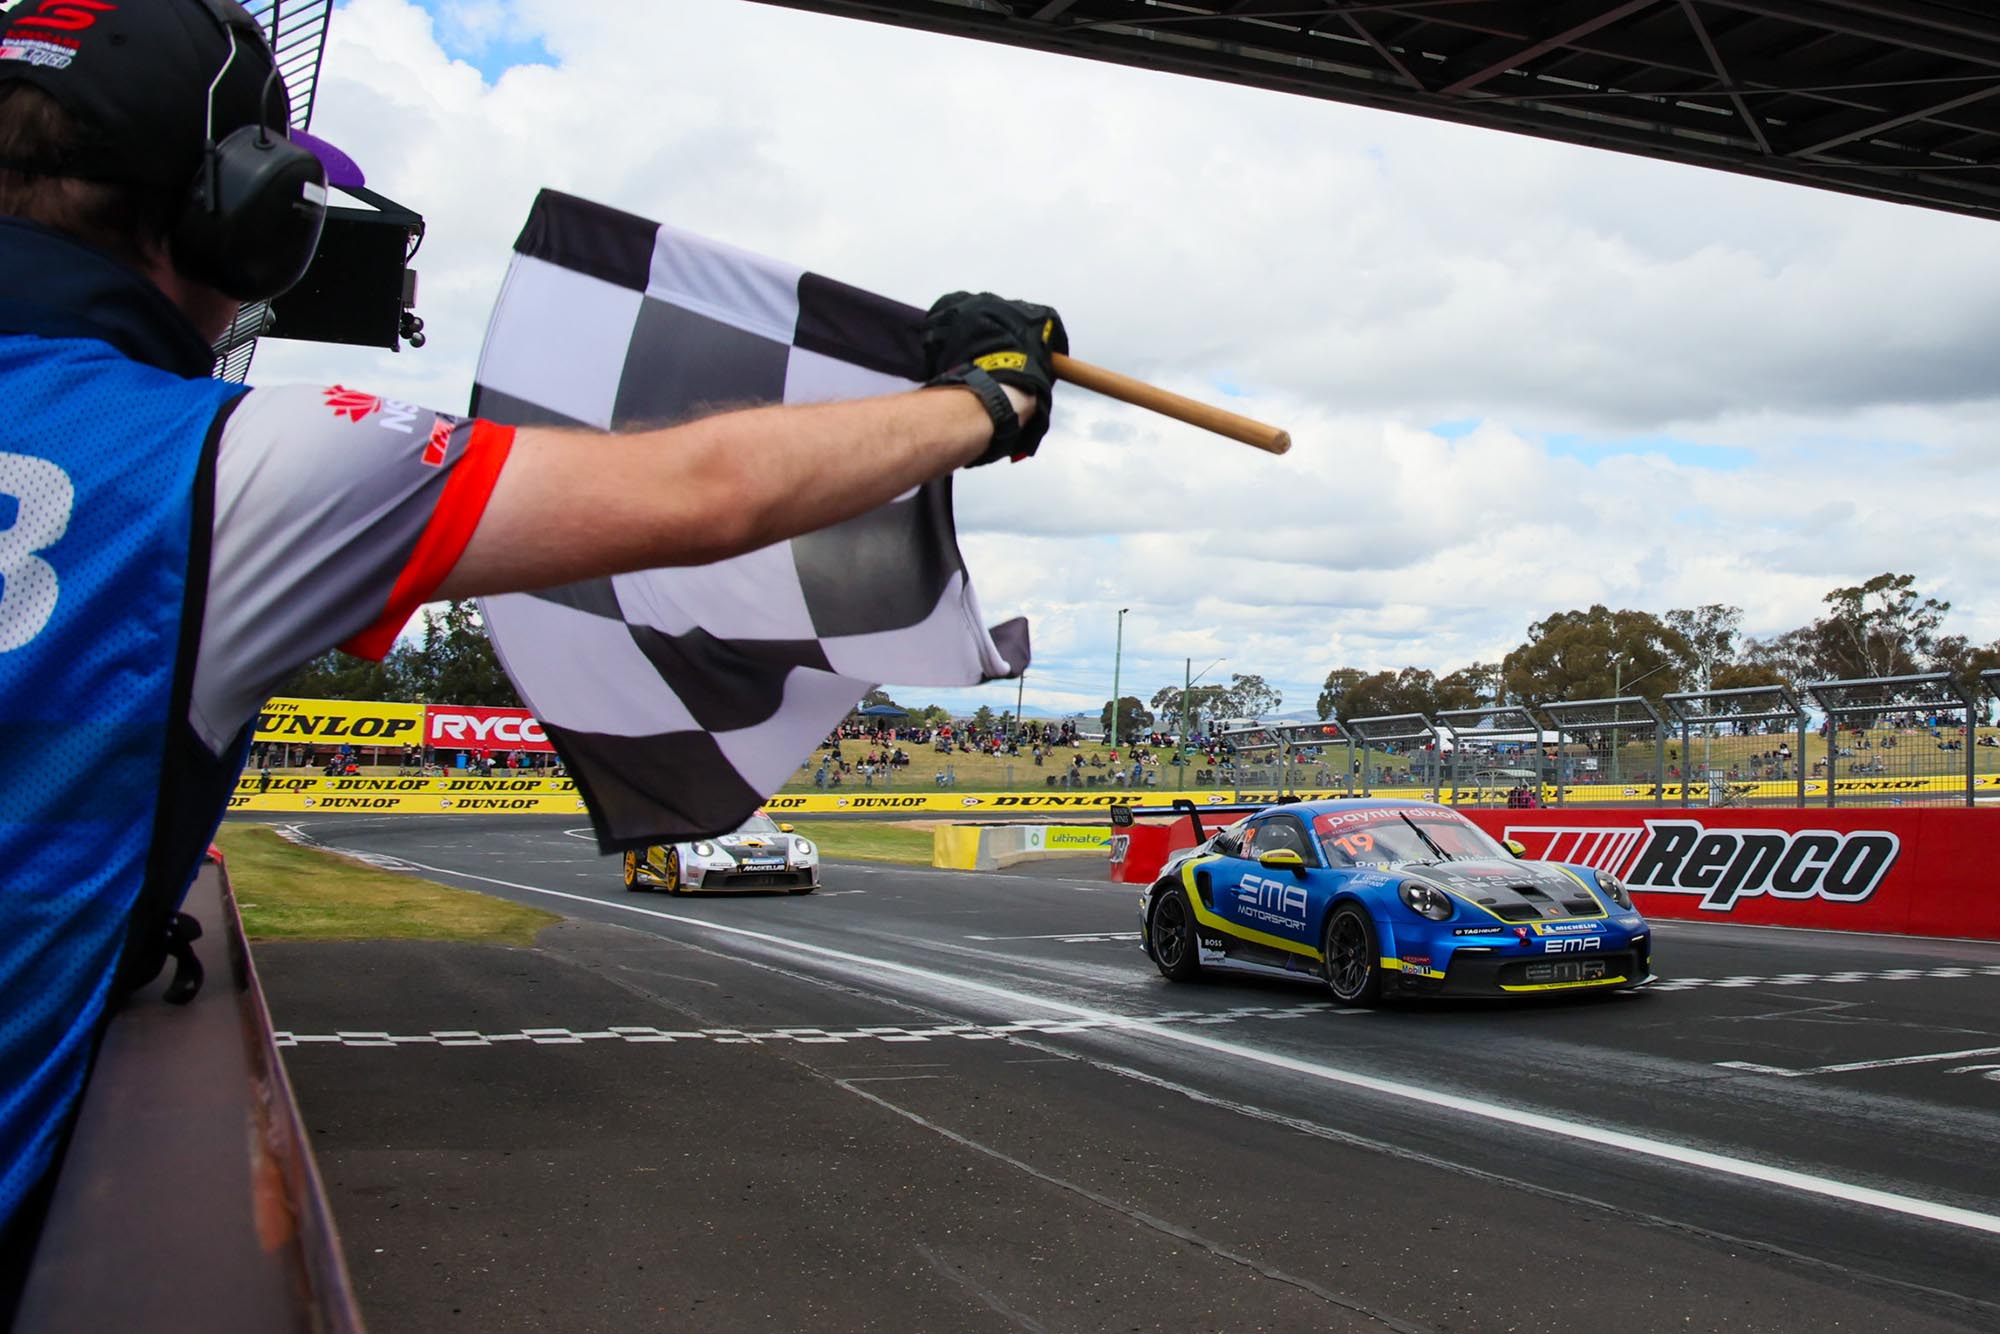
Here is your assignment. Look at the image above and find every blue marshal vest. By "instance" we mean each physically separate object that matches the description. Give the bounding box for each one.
[0,220,244,1232]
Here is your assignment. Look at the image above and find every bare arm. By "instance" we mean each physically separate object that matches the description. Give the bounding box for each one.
[437,384,1024,599]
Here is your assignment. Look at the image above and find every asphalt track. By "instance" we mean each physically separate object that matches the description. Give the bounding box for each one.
[247,813,2000,1333]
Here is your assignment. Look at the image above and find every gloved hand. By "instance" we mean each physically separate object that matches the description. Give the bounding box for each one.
[922,291,1068,465]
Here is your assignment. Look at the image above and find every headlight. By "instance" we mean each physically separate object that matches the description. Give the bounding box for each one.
[1398,881,1454,921]
[793,838,815,857]
[1596,872,1632,910]
[692,841,716,858]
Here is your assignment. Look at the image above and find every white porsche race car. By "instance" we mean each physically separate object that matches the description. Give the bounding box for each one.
[621,811,820,894]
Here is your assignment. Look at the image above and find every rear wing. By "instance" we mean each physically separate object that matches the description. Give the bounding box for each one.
[1109,798,1272,843]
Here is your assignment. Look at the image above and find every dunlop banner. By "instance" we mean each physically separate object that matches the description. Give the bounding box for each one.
[235,775,578,796]
[230,790,590,815]
[254,697,425,746]
[228,775,1995,816]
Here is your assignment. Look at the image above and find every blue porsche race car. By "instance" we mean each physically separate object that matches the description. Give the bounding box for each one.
[1132,798,1655,1004]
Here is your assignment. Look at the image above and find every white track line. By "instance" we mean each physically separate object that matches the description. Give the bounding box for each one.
[1719,1044,2000,1078]
[351,848,2000,1239]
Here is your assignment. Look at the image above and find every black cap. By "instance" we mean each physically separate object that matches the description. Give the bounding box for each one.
[1,0,294,188]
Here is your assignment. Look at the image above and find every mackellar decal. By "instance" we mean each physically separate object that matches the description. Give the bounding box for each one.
[1506,818,1900,911]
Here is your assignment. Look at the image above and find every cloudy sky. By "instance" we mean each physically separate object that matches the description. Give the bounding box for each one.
[254,0,2000,720]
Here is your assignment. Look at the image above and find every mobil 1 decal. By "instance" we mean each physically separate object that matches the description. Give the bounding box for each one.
[1625,819,1898,911]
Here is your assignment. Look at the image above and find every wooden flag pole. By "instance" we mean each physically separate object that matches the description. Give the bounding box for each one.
[1052,353,1291,455]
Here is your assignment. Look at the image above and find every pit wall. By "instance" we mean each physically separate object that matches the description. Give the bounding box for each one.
[1108,807,2000,942]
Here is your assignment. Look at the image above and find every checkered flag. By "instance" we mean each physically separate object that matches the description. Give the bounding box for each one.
[470,189,1028,849]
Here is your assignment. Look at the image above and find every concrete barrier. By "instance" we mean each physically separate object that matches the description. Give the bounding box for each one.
[930,823,1116,870]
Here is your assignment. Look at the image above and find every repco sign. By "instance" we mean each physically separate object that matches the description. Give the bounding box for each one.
[1507,818,1900,912]
[425,706,555,752]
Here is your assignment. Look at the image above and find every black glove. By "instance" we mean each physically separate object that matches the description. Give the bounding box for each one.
[923,291,1068,465]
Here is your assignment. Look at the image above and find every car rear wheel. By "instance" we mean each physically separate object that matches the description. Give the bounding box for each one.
[1323,904,1381,1006]
[1148,885,1201,982]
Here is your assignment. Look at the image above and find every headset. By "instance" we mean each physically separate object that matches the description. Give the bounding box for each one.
[169,0,327,301]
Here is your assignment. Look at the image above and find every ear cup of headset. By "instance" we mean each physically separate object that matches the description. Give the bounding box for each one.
[172,124,328,302]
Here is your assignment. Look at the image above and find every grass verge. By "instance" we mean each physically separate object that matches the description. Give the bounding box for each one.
[787,820,936,865]
[217,824,560,944]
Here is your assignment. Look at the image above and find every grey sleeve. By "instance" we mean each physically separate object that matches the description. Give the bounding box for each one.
[189,382,515,753]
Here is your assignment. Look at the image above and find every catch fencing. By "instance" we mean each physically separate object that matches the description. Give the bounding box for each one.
[264,670,2000,809]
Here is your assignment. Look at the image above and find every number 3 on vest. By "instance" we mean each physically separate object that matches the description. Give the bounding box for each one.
[0,452,75,653]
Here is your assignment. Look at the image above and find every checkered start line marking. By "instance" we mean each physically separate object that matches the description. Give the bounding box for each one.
[1648,963,2000,992]
[274,1003,1364,1049]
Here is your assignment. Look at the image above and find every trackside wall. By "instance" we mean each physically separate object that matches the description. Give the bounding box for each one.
[1109,809,2000,942]
[1462,808,2000,940]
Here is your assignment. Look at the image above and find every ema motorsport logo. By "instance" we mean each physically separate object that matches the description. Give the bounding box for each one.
[1504,819,1900,911]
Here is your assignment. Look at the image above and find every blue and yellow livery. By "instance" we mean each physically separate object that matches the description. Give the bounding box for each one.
[1131,798,1656,1004]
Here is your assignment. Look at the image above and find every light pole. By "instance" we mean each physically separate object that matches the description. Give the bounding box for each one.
[1179,655,1224,789]
[1611,658,1669,784]
[1110,608,1129,751]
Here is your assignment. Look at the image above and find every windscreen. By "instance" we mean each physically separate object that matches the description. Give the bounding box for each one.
[1312,808,1506,867]
[737,813,783,836]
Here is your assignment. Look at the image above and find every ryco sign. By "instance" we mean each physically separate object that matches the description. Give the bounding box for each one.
[425,705,555,752]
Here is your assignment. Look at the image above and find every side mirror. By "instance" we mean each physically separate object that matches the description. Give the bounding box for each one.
[779,823,795,833]
[1258,848,1307,874]
[1503,839,1527,858]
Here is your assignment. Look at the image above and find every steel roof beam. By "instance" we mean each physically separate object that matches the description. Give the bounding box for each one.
[1704,1,2000,70]
[1438,1,1665,95]
[1680,0,1775,150]
[1782,75,2000,153]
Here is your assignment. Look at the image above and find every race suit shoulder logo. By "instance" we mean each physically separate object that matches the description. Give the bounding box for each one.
[324,385,429,435]
[423,418,453,467]
[1505,818,1899,911]
[325,386,382,422]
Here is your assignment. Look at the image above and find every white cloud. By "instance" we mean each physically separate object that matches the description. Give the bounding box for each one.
[255,0,2000,716]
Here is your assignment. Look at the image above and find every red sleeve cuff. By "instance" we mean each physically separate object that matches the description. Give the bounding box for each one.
[341,419,516,660]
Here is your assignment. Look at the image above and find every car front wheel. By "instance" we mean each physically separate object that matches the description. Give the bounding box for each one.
[1148,885,1201,982]
[622,851,642,891]
[1323,904,1381,1006]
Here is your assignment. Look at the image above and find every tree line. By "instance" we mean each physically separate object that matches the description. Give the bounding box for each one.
[1317,572,2000,720]
[282,601,523,707]
[285,574,1998,733]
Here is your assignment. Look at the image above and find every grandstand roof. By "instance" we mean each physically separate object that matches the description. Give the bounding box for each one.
[751,1,2000,224]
